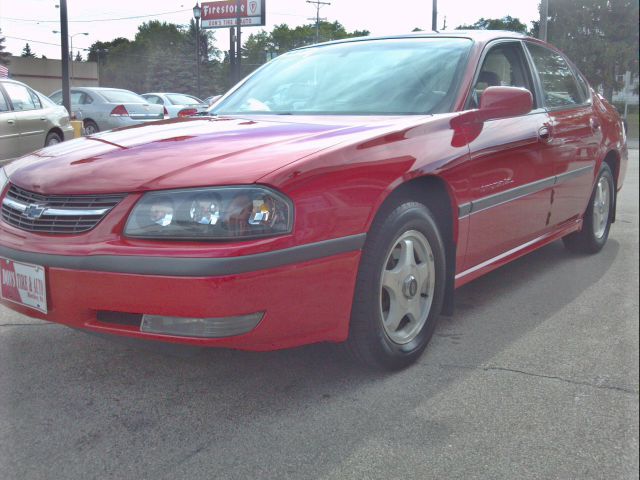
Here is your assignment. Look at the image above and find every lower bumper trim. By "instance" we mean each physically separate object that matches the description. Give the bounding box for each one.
[0,233,366,277]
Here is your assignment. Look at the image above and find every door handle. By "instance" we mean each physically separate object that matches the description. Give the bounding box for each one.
[538,126,552,143]
[7,119,15,125]
[40,117,46,121]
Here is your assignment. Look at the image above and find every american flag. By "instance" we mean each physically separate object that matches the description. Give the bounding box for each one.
[0,65,8,78]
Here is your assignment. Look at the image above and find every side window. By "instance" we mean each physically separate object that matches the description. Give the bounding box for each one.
[28,89,42,109]
[469,42,535,109]
[70,91,84,105]
[145,95,162,105]
[3,83,39,111]
[526,43,584,108]
[0,90,9,112]
[82,93,94,105]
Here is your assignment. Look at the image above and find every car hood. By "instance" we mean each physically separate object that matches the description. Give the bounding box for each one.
[5,115,425,195]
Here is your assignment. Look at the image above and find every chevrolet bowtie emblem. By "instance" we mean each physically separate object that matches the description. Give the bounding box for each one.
[23,204,46,219]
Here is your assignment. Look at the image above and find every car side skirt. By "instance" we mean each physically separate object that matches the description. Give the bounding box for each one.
[454,218,583,288]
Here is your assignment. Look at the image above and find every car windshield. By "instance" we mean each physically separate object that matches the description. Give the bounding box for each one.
[213,38,472,116]
[167,94,202,105]
[98,89,147,103]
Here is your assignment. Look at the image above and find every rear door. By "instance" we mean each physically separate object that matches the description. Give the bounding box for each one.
[525,42,599,227]
[0,87,19,159]
[458,40,554,273]
[3,82,47,154]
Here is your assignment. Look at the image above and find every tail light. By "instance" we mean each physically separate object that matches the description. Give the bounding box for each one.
[110,105,129,117]
[163,106,169,117]
[178,108,198,118]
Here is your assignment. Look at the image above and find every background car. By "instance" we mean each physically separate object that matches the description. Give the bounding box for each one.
[141,92,208,118]
[49,87,164,134]
[0,79,73,161]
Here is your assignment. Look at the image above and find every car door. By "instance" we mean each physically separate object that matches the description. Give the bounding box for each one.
[458,40,555,272]
[525,42,599,227]
[0,86,20,160]
[3,82,47,154]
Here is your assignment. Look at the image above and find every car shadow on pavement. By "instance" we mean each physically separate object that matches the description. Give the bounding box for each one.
[0,238,621,479]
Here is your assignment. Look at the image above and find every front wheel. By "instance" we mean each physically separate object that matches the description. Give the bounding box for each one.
[563,163,615,254]
[347,200,446,370]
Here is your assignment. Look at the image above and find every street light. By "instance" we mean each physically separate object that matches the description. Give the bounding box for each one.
[53,31,88,86]
[193,3,202,98]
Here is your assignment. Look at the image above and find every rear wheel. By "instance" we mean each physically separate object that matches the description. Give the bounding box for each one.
[347,200,446,370]
[44,131,62,147]
[83,120,99,135]
[563,163,614,254]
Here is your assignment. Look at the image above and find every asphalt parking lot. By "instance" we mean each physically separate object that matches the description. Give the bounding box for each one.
[1,151,638,480]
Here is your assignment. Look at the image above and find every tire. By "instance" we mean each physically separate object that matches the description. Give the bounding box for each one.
[83,120,99,135]
[563,163,615,254]
[44,131,62,147]
[347,200,447,370]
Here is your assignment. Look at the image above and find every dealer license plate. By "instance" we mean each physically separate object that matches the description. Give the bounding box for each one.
[0,257,47,313]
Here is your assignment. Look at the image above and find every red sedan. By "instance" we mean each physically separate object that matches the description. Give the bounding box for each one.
[0,31,628,369]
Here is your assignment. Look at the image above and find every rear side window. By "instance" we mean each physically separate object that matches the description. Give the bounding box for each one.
[526,43,584,108]
[0,89,9,112]
[50,91,63,105]
[144,95,163,105]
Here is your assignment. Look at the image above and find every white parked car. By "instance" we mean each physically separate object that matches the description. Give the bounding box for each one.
[142,92,209,118]
[0,79,73,161]
[49,87,164,134]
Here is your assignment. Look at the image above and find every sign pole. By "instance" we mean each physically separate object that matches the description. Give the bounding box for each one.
[229,27,236,86]
[236,0,242,83]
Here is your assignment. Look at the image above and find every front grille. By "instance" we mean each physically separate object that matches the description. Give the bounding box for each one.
[1,184,125,234]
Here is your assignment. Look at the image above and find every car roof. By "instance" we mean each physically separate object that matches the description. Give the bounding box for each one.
[296,30,533,50]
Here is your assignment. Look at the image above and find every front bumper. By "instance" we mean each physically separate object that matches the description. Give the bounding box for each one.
[0,240,363,351]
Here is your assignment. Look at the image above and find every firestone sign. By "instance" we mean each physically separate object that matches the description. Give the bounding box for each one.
[201,0,266,29]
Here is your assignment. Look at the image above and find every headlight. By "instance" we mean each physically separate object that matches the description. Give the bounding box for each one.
[0,168,8,193]
[124,186,293,240]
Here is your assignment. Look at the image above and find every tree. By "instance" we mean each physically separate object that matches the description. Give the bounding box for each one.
[21,43,36,58]
[0,29,11,66]
[546,0,639,101]
[74,51,82,62]
[456,15,529,33]
[243,21,369,69]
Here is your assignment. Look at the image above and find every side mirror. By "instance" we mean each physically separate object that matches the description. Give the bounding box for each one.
[478,86,533,121]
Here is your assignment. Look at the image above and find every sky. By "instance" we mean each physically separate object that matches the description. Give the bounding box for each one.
[0,0,540,60]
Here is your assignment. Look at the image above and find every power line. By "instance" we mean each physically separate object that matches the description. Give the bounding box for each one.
[4,35,90,50]
[1,8,191,24]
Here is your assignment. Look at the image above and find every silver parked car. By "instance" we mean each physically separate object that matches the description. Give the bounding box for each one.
[49,87,164,134]
[0,79,74,161]
[141,92,208,118]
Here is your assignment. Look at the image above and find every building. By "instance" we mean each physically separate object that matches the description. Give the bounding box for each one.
[4,55,98,96]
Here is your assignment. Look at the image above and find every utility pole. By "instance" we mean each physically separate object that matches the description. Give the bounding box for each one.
[306,0,331,44]
[540,0,549,42]
[432,0,437,31]
[58,0,71,116]
[236,0,242,83]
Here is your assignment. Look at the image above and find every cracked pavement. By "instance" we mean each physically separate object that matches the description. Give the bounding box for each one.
[0,151,638,480]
